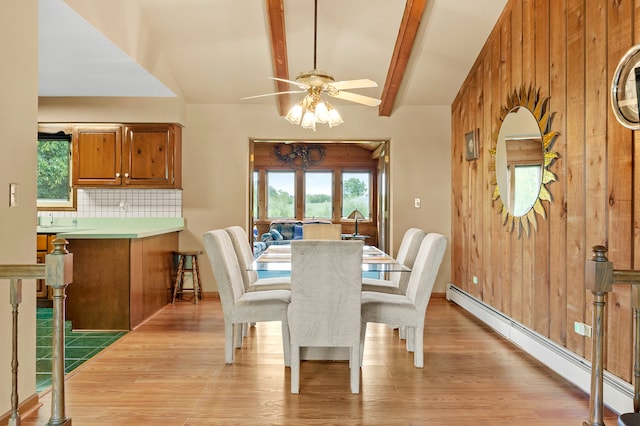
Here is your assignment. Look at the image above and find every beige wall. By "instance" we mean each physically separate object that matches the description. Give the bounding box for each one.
[0,0,38,416]
[39,100,453,295]
[182,104,452,293]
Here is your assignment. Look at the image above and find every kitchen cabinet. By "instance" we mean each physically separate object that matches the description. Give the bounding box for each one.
[64,232,179,330]
[72,124,123,187]
[36,234,57,300]
[72,123,182,188]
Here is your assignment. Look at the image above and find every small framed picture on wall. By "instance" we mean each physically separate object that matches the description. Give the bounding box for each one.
[465,129,479,161]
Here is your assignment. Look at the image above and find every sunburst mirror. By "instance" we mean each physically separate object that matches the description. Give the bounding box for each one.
[489,86,559,238]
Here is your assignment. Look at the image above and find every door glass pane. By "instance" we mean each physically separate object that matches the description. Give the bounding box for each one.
[267,171,295,218]
[253,171,259,219]
[342,172,370,218]
[304,172,332,218]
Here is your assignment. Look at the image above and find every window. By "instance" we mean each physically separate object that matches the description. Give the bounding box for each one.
[304,172,332,218]
[267,171,295,218]
[342,172,370,218]
[37,132,74,209]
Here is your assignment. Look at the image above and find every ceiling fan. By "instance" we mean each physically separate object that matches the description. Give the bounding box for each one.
[243,0,381,129]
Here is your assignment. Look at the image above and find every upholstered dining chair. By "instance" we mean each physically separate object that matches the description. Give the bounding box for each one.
[225,226,290,291]
[288,240,364,394]
[360,233,447,368]
[302,223,342,240]
[361,227,426,294]
[203,229,291,366]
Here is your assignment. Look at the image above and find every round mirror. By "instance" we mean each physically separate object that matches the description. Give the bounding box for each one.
[495,106,543,217]
[490,86,559,237]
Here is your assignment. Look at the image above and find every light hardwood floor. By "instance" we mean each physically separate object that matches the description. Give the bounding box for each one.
[22,295,619,425]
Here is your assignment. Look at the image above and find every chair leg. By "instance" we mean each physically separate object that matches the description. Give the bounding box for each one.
[281,321,291,367]
[399,326,406,340]
[359,322,367,366]
[414,326,424,368]
[291,345,300,394]
[225,322,234,364]
[406,326,415,352]
[242,323,248,338]
[234,323,243,349]
[350,345,360,394]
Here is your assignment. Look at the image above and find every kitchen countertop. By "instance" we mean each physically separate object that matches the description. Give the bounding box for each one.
[37,217,185,239]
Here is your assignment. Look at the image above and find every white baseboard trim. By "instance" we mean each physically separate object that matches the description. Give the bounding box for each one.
[445,283,633,415]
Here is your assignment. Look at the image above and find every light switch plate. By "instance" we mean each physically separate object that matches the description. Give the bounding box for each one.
[414,197,421,208]
[9,183,19,207]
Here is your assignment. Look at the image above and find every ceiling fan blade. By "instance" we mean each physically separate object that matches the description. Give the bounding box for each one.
[241,90,306,100]
[267,76,309,90]
[330,90,382,107]
[329,79,378,91]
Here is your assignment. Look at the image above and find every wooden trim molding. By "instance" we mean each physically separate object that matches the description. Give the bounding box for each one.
[0,393,40,424]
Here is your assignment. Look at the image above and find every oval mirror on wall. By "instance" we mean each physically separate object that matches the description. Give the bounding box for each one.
[495,107,543,217]
[490,86,559,237]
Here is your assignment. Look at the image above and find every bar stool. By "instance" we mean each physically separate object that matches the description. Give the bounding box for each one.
[172,250,203,304]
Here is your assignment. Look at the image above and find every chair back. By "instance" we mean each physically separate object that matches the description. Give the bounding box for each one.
[288,240,363,347]
[391,228,427,293]
[204,230,246,317]
[224,226,259,290]
[302,223,342,240]
[405,233,447,315]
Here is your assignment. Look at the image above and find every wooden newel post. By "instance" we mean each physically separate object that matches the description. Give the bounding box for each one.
[45,239,73,426]
[584,245,613,426]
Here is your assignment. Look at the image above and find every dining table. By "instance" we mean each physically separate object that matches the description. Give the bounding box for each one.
[249,243,411,273]
[248,243,410,361]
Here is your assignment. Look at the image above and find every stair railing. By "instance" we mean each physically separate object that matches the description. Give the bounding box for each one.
[0,238,72,426]
[584,245,640,426]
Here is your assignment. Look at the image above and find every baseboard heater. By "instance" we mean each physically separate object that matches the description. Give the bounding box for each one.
[445,283,633,415]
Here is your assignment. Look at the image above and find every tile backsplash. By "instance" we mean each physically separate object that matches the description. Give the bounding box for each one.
[39,188,182,219]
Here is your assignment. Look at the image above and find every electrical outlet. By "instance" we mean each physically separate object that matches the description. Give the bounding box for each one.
[574,322,592,337]
[472,276,478,285]
[414,197,421,208]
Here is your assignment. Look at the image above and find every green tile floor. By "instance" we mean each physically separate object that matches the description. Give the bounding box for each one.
[36,308,126,392]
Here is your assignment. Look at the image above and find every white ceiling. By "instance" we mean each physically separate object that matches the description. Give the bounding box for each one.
[39,0,507,111]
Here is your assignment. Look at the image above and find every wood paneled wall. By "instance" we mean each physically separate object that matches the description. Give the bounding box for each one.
[452,0,640,382]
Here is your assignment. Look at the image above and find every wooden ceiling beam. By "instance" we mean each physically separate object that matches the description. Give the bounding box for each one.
[266,0,290,116]
[379,0,428,117]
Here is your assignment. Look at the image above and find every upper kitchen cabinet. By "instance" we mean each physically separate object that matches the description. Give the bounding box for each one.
[73,124,123,187]
[73,123,182,189]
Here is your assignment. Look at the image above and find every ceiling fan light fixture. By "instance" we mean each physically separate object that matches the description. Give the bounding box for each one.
[315,101,329,123]
[300,109,316,131]
[327,106,343,128]
[249,0,378,129]
[285,102,304,125]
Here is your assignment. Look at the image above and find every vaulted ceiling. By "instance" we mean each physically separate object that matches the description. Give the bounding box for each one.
[39,0,507,116]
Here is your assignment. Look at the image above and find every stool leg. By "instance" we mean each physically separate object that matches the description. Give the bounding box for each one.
[193,256,202,302]
[172,255,185,304]
[191,256,198,305]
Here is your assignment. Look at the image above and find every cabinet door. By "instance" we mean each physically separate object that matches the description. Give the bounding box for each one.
[73,125,123,186]
[123,124,180,188]
[36,234,56,299]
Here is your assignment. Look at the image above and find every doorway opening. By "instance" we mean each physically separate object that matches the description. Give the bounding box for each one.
[249,139,390,253]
